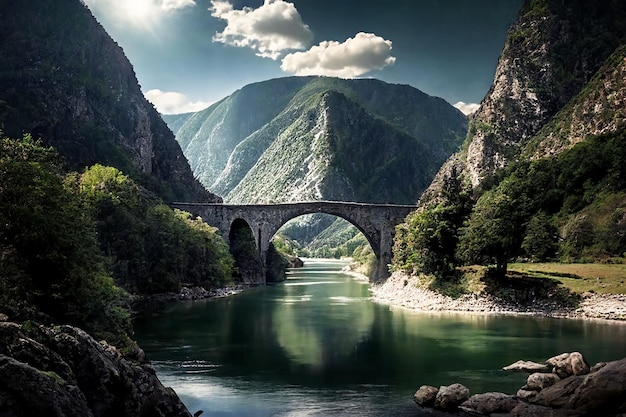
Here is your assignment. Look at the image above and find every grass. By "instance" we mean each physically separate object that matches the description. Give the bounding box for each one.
[508,263,626,294]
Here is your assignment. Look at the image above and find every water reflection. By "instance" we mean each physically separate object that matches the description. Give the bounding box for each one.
[134,259,626,416]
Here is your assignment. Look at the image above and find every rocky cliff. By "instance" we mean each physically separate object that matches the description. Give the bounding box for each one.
[0,0,216,203]
[422,0,626,201]
[0,319,191,417]
[173,76,467,204]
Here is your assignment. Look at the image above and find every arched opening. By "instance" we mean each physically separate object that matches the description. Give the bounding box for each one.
[271,213,377,279]
[229,218,264,284]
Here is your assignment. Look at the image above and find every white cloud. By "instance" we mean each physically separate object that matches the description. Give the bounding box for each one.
[453,101,480,116]
[210,0,313,60]
[145,89,213,114]
[280,32,396,78]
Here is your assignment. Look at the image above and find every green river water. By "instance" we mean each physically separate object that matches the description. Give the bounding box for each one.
[134,258,626,416]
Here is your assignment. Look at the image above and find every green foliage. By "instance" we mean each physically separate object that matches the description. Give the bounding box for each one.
[457,189,517,274]
[458,131,626,271]
[0,134,132,346]
[265,242,291,283]
[78,165,234,294]
[394,203,462,278]
[392,170,471,279]
[521,211,559,261]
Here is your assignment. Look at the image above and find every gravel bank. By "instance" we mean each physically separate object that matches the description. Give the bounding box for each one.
[371,271,626,321]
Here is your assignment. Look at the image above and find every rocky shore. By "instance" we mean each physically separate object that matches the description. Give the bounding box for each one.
[371,271,626,321]
[0,316,192,417]
[413,352,626,416]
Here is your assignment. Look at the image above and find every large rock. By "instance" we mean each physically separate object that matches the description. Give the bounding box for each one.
[0,321,192,417]
[531,357,626,415]
[434,383,470,410]
[459,392,519,415]
[413,385,438,407]
[525,372,561,391]
[546,352,589,378]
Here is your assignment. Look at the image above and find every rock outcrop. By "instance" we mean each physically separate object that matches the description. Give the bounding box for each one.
[0,320,192,417]
[421,0,626,203]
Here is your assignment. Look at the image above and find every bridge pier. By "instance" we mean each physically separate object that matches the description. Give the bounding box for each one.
[172,201,416,283]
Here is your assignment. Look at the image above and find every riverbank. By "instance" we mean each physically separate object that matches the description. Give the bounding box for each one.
[370,271,626,321]
[132,284,255,317]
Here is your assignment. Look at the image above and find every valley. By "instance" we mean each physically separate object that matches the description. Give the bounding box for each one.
[1,0,626,416]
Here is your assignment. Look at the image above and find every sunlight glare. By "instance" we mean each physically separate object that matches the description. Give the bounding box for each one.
[120,0,158,26]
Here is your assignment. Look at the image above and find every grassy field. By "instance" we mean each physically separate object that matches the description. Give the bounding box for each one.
[508,263,626,294]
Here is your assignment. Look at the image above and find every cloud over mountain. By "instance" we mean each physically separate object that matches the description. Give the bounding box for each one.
[209,1,395,78]
[281,32,396,78]
[453,101,480,115]
[210,0,314,59]
[145,89,213,114]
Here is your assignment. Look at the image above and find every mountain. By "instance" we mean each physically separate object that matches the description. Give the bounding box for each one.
[0,0,216,203]
[422,0,626,202]
[161,112,195,135]
[174,76,468,204]
[393,0,626,277]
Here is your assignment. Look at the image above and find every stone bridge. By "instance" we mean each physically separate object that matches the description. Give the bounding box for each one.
[172,201,417,281]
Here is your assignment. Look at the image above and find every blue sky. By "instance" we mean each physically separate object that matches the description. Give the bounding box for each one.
[83,0,523,115]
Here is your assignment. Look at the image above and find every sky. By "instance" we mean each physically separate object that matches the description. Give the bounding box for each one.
[83,0,523,115]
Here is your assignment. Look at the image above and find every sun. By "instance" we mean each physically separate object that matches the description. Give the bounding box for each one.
[120,0,159,26]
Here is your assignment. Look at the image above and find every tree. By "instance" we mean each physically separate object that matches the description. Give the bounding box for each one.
[457,188,517,275]
[521,211,558,261]
[393,204,457,278]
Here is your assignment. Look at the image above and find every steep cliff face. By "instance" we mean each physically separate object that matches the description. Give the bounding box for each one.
[174,76,467,204]
[423,0,626,200]
[0,0,215,203]
[525,45,626,158]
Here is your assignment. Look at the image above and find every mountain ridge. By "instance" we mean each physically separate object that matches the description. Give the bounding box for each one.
[173,76,468,205]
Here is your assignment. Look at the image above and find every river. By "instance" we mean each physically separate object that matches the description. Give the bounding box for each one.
[134,259,626,416]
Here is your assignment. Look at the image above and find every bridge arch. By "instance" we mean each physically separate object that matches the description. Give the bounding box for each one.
[172,201,416,283]
[261,210,382,261]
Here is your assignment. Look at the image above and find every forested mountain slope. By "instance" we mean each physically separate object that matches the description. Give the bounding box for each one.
[394,0,626,278]
[0,0,216,203]
[173,76,467,204]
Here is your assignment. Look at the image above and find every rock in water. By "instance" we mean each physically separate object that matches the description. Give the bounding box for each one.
[460,392,519,415]
[434,383,470,410]
[413,385,438,407]
[503,359,551,373]
[525,372,561,391]
[546,352,590,378]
